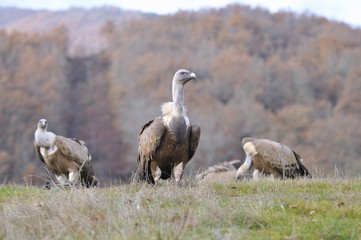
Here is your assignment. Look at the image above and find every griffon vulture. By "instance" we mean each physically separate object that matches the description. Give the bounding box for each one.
[236,138,311,181]
[34,119,98,188]
[135,69,201,184]
[196,160,244,183]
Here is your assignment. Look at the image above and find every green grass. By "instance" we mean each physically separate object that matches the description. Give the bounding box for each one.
[0,178,360,239]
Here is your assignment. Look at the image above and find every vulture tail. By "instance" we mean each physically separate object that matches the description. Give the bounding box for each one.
[293,151,312,178]
[80,161,98,187]
[134,157,155,184]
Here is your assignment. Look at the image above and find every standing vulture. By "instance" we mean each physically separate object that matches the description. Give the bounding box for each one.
[236,138,311,181]
[135,69,201,184]
[34,119,98,188]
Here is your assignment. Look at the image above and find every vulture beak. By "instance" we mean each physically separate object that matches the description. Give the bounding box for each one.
[183,72,196,84]
[38,119,47,129]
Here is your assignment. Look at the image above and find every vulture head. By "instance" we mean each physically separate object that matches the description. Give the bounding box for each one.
[173,69,196,86]
[37,119,48,130]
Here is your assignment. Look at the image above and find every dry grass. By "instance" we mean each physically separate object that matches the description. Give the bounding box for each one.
[0,177,361,239]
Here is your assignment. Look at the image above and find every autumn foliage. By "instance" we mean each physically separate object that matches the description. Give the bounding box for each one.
[0,4,360,185]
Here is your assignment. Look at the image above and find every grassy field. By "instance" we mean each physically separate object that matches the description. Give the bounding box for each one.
[0,178,360,240]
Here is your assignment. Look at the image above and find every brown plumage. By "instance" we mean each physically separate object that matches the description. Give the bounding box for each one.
[196,160,243,183]
[34,119,98,188]
[236,138,311,180]
[135,69,201,184]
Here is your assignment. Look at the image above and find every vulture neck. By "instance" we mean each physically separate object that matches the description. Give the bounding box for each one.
[172,82,185,116]
[36,127,47,136]
[35,128,55,147]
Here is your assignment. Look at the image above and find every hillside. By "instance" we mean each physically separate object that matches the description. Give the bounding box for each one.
[0,6,148,55]
[0,4,361,185]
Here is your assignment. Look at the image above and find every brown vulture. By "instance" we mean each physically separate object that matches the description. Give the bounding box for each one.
[135,69,201,184]
[34,119,98,188]
[236,138,311,181]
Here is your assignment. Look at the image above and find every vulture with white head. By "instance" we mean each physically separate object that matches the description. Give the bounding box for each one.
[135,69,201,184]
[34,119,98,187]
[236,138,311,181]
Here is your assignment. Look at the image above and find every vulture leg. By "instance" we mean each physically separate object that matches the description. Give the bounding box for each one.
[154,166,162,184]
[69,171,80,186]
[236,154,253,180]
[56,175,68,187]
[173,161,185,184]
[253,169,260,181]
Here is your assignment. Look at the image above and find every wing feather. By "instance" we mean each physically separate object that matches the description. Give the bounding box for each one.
[255,139,297,168]
[135,117,166,183]
[55,135,90,165]
[188,124,201,160]
[138,117,166,162]
[293,150,311,177]
[34,142,45,164]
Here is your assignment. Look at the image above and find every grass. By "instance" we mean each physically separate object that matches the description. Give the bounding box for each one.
[0,178,360,240]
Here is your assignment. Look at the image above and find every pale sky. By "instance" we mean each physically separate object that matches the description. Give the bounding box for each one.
[0,0,360,27]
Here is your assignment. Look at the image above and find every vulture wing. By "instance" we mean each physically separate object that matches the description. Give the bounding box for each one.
[254,139,297,168]
[55,136,90,165]
[188,124,201,160]
[138,117,166,162]
[136,117,166,181]
[34,142,45,164]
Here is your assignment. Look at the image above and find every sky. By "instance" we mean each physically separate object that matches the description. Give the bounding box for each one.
[0,0,360,28]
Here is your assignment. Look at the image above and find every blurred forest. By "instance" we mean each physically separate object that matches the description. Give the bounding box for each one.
[0,4,361,185]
